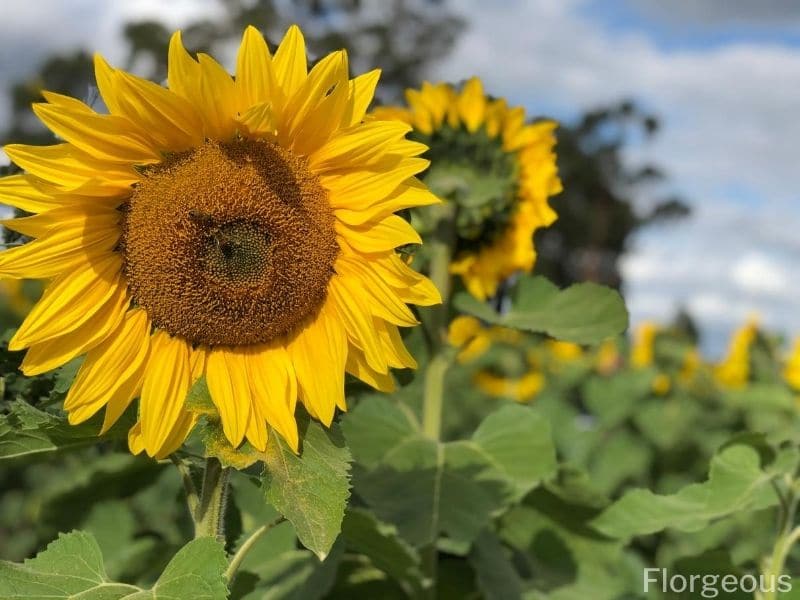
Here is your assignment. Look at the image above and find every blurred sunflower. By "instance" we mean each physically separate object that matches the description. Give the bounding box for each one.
[714,319,758,390]
[374,78,561,300]
[0,25,440,458]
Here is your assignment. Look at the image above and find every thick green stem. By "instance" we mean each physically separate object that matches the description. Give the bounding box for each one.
[170,455,200,518]
[194,457,230,540]
[759,478,800,600]
[419,202,457,599]
[225,516,286,581]
[421,202,456,440]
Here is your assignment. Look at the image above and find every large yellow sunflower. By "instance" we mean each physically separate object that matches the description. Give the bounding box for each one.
[0,25,440,459]
[374,78,561,300]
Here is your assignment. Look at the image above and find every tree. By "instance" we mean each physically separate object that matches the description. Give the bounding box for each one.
[534,100,690,289]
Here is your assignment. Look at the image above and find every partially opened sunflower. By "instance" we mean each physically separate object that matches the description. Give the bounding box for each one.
[374,78,561,300]
[0,26,439,458]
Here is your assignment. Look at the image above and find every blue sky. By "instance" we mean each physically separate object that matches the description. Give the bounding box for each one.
[0,0,799,356]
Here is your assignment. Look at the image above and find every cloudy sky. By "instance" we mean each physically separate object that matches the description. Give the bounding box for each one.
[0,0,798,355]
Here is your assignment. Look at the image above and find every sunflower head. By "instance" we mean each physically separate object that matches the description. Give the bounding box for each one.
[0,25,440,459]
[374,77,562,300]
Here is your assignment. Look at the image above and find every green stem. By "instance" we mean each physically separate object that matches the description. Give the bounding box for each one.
[421,202,456,440]
[194,457,230,540]
[759,478,800,600]
[419,203,456,599]
[170,455,200,518]
[225,516,286,581]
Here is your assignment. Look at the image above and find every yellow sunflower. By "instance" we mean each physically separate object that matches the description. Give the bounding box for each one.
[0,25,440,459]
[374,78,561,300]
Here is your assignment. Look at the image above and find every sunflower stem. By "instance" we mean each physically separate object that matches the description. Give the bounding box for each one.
[225,516,286,582]
[419,202,457,599]
[421,202,456,440]
[170,455,200,518]
[194,457,231,541]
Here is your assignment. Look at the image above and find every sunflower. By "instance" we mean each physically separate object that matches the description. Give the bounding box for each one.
[714,319,758,390]
[374,78,561,300]
[0,25,440,459]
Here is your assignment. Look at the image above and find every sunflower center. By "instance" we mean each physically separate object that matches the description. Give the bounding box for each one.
[121,139,338,347]
[412,126,519,253]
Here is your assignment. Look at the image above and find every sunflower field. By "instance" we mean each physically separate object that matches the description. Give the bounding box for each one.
[0,9,799,600]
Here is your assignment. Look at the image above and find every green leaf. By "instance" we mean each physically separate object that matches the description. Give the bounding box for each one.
[357,436,509,547]
[468,530,524,600]
[237,542,344,600]
[341,508,423,595]
[0,401,131,460]
[261,414,351,560]
[0,531,227,599]
[341,396,418,470]
[453,275,628,344]
[471,404,557,502]
[591,444,778,540]
[351,404,557,548]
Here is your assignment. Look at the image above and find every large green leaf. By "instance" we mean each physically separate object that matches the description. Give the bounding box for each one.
[469,530,523,600]
[349,404,557,547]
[341,508,423,595]
[0,401,130,460]
[453,275,628,344]
[261,414,351,560]
[0,531,227,599]
[591,444,779,539]
[471,404,557,502]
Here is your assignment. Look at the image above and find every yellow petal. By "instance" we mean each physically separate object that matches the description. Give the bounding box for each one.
[4,143,138,190]
[335,256,418,326]
[10,253,123,350]
[236,26,278,109]
[65,308,150,428]
[139,330,192,457]
[114,69,204,150]
[237,102,275,137]
[322,157,429,212]
[457,78,486,133]
[167,31,201,101]
[0,204,119,239]
[329,278,388,373]
[342,69,381,127]
[154,411,197,458]
[245,397,268,452]
[273,25,307,99]
[375,319,417,369]
[20,282,129,376]
[32,100,160,164]
[197,53,238,140]
[206,347,252,447]
[0,175,62,213]
[345,347,395,392]
[308,121,412,172]
[336,214,421,254]
[246,344,299,452]
[0,220,119,279]
[287,300,346,425]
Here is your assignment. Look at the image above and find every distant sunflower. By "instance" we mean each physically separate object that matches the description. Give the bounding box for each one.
[374,78,561,300]
[0,26,439,458]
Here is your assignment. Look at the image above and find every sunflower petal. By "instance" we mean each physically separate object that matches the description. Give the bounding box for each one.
[273,25,307,99]
[206,347,252,447]
[246,344,299,452]
[9,253,123,350]
[19,282,129,376]
[287,301,346,425]
[236,26,278,109]
[139,330,192,457]
[64,308,150,428]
